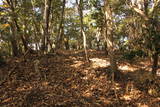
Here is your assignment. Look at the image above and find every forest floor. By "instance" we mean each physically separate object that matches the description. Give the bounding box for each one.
[0,50,160,107]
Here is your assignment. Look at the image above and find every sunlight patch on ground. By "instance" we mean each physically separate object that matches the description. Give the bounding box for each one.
[121,93,141,101]
[71,84,78,89]
[112,83,121,90]
[81,70,95,80]
[156,69,160,76]
[71,60,84,68]
[120,89,141,101]
[136,103,149,107]
[16,85,33,92]
[41,81,49,86]
[69,56,76,60]
[90,58,110,68]
[82,90,93,97]
[118,65,137,72]
[139,59,151,66]
[137,59,153,71]
[99,97,111,105]
[122,94,132,101]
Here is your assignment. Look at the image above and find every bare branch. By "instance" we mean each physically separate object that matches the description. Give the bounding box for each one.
[126,0,149,20]
[132,6,149,20]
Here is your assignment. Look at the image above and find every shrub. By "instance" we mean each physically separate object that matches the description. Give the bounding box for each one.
[123,50,147,60]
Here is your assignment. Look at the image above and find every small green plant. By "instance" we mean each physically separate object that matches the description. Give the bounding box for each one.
[123,50,147,60]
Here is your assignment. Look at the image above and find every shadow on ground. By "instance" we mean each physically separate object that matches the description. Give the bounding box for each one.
[0,50,159,107]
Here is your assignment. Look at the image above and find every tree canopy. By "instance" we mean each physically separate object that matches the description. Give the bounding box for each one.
[0,0,160,106]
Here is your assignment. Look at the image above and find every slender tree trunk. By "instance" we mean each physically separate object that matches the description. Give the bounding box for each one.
[96,28,101,50]
[6,0,29,53]
[31,0,42,50]
[42,0,52,53]
[56,0,66,49]
[10,24,19,56]
[77,0,89,62]
[21,33,28,52]
[104,0,118,73]
[101,23,108,53]
[5,1,19,56]
[14,16,28,52]
[64,37,69,50]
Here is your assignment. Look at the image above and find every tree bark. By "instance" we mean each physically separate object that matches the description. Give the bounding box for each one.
[64,37,69,50]
[104,0,118,73]
[76,0,89,62]
[42,0,52,53]
[10,24,19,56]
[96,28,101,50]
[56,0,66,49]
[130,0,160,75]
[6,0,29,53]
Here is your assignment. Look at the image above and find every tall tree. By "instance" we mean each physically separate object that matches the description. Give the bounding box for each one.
[6,0,30,53]
[128,0,160,75]
[56,0,66,49]
[104,0,118,74]
[42,0,52,53]
[5,0,20,56]
[76,0,89,62]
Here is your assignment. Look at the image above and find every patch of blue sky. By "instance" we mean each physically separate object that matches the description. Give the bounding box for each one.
[0,0,3,5]
[66,0,75,8]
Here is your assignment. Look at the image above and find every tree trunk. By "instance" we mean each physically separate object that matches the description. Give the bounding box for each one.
[104,0,118,73]
[6,0,29,53]
[133,1,160,75]
[31,0,42,50]
[6,0,19,56]
[64,37,69,50]
[101,23,108,53]
[56,0,66,49]
[10,25,19,56]
[14,17,28,52]
[42,0,52,53]
[77,0,89,62]
[96,28,101,50]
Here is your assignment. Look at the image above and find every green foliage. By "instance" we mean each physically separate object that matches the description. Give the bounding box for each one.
[69,39,78,49]
[90,1,104,28]
[123,50,147,60]
[0,0,159,57]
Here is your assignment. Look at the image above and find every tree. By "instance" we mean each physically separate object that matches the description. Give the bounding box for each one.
[76,0,89,62]
[2,0,20,56]
[127,0,160,75]
[56,0,66,49]
[104,0,118,74]
[42,0,52,53]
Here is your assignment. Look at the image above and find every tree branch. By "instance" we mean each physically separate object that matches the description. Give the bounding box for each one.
[132,6,149,20]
